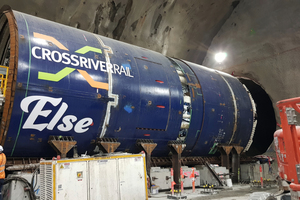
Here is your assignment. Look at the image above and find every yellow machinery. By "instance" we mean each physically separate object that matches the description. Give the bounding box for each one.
[0,65,8,97]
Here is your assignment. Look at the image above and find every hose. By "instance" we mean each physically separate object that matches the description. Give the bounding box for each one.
[3,176,36,200]
[31,167,39,193]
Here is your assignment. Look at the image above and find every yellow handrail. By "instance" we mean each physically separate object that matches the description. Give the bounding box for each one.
[0,65,9,97]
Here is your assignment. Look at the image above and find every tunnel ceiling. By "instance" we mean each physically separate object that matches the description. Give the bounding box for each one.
[0,0,299,153]
[0,0,239,64]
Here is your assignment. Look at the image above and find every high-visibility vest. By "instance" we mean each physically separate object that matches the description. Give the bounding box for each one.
[0,153,6,179]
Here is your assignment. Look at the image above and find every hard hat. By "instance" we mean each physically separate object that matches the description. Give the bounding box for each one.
[0,145,3,152]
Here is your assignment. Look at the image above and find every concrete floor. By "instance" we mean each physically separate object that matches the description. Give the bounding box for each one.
[149,184,286,200]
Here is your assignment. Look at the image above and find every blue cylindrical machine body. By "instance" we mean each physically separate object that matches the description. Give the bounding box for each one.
[0,10,254,157]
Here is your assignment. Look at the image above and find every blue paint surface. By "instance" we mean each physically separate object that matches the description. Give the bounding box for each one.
[2,10,253,158]
[122,63,131,70]
[124,105,133,113]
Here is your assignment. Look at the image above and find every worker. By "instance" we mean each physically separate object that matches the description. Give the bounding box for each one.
[0,145,6,200]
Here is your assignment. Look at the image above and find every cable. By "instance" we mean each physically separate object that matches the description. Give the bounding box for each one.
[3,177,36,200]
[31,167,39,193]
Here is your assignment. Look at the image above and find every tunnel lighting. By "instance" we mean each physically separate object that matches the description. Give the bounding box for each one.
[215,52,227,63]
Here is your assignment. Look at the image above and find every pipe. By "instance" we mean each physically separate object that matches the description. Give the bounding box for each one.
[6,163,40,171]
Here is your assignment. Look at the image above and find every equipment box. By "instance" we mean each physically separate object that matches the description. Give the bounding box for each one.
[40,154,148,200]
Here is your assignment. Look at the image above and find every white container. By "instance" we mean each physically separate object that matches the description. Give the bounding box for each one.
[40,154,148,200]
[225,178,232,187]
[151,186,159,195]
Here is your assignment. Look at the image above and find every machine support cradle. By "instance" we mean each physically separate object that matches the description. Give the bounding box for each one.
[136,139,157,178]
[167,140,187,199]
[96,138,121,153]
[48,135,77,158]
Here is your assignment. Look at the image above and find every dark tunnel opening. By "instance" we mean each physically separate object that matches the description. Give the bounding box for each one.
[239,78,276,156]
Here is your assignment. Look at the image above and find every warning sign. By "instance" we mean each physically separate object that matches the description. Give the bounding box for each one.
[135,157,141,162]
[59,163,70,169]
[77,171,83,181]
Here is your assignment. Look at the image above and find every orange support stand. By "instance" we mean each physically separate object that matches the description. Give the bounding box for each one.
[180,168,184,194]
[260,165,263,188]
[171,168,175,196]
[190,167,195,193]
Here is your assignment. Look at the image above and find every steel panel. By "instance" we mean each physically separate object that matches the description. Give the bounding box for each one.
[0,9,254,158]
[170,59,204,155]
[135,59,170,130]
[220,72,254,146]
[177,61,252,156]
[118,156,147,200]
[55,161,88,200]
[89,159,119,200]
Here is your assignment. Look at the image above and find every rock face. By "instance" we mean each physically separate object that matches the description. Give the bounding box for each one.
[204,0,300,117]
[2,0,297,153]
[0,0,238,62]
[203,0,300,154]
[203,0,300,131]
